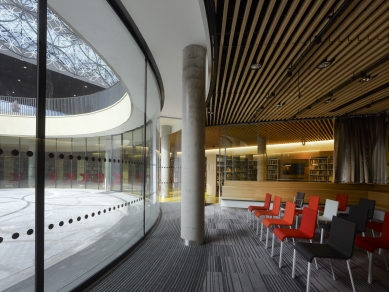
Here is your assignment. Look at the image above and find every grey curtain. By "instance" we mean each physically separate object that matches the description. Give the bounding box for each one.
[334,112,387,184]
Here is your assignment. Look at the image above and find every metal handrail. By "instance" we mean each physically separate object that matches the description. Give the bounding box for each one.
[0,82,126,116]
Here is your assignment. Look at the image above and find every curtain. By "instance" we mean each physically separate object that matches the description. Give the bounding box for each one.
[334,112,387,184]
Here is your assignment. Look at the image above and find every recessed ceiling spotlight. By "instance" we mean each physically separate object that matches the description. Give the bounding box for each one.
[73,94,76,96]
[317,57,335,69]
[359,75,376,83]
[12,91,15,93]
[276,101,286,107]
[17,79,20,81]
[84,85,88,88]
[324,97,336,104]
[250,63,262,70]
[23,66,27,69]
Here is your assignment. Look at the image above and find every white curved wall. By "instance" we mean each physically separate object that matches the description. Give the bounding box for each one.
[0,93,131,137]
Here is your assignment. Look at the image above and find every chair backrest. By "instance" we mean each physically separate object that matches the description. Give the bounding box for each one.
[295,192,305,208]
[359,198,375,220]
[299,207,318,237]
[283,202,296,224]
[381,212,389,241]
[335,194,348,212]
[328,216,356,259]
[307,195,320,211]
[348,205,369,233]
[323,199,339,219]
[264,193,272,210]
[272,196,282,215]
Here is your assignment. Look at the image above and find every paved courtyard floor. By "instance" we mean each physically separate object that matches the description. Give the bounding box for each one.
[0,188,144,291]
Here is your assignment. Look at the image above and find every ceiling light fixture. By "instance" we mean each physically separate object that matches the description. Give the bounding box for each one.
[250,63,262,70]
[276,101,286,107]
[324,97,336,104]
[359,75,376,83]
[317,57,335,69]
[267,92,276,98]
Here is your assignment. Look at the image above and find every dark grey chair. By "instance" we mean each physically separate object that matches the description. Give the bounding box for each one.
[281,191,304,209]
[292,216,357,292]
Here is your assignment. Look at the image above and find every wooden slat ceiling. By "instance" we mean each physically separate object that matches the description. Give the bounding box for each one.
[171,119,334,150]
[206,0,389,126]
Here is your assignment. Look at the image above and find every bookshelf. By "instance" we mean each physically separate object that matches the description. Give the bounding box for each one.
[309,156,333,182]
[266,158,278,181]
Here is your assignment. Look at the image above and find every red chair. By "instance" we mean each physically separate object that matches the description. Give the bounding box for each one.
[272,207,318,268]
[79,173,90,182]
[47,173,56,182]
[354,212,389,284]
[97,173,105,183]
[9,172,23,182]
[294,195,320,228]
[318,193,348,213]
[64,172,75,183]
[253,196,282,239]
[113,173,121,184]
[247,193,271,225]
[262,202,296,249]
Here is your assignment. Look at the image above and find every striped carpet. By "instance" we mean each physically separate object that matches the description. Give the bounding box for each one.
[88,203,389,292]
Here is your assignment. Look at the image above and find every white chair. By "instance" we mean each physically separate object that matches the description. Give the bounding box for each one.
[318,199,339,244]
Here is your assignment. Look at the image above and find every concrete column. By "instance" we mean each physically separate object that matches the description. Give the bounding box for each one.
[257,137,267,181]
[161,125,171,197]
[181,45,206,246]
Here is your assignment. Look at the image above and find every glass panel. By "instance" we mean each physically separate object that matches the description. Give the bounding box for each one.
[86,137,99,190]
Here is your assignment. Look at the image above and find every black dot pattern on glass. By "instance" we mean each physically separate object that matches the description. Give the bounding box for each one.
[85,156,89,161]
[98,211,101,215]
[12,233,19,239]
[26,151,33,157]
[0,237,3,243]
[84,215,88,219]
[77,216,81,221]
[125,203,127,206]
[59,221,64,226]
[118,160,120,163]
[69,155,73,160]
[49,153,54,158]
[69,219,73,224]
[77,156,81,160]
[59,154,64,159]
[104,209,106,213]
[121,204,123,207]
[98,158,101,162]
[48,224,54,229]
[92,213,95,217]
[12,149,19,156]
[109,159,111,162]
[109,208,111,211]
[0,149,3,155]
[92,157,95,161]
[113,159,116,163]
[27,229,33,235]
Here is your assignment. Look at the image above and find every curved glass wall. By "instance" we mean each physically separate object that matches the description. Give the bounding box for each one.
[0,0,161,290]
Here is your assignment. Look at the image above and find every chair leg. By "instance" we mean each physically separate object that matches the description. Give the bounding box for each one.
[368,252,373,284]
[265,227,269,248]
[383,250,388,271]
[260,222,264,241]
[295,215,299,229]
[347,260,356,292]
[271,233,275,257]
[310,240,318,270]
[306,262,311,292]
[256,217,259,235]
[292,249,296,278]
[372,229,375,237]
[247,210,249,223]
[329,259,336,280]
[320,228,324,244]
[279,241,283,268]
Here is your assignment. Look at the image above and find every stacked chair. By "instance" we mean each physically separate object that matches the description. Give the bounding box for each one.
[247,193,271,225]
[354,212,389,284]
[262,202,296,248]
[253,196,282,238]
[318,199,339,243]
[293,216,357,292]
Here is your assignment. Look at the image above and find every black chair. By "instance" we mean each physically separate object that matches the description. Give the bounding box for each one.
[359,198,375,221]
[281,191,304,209]
[292,216,357,292]
[320,204,369,241]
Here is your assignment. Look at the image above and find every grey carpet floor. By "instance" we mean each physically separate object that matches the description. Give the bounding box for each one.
[88,203,389,292]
